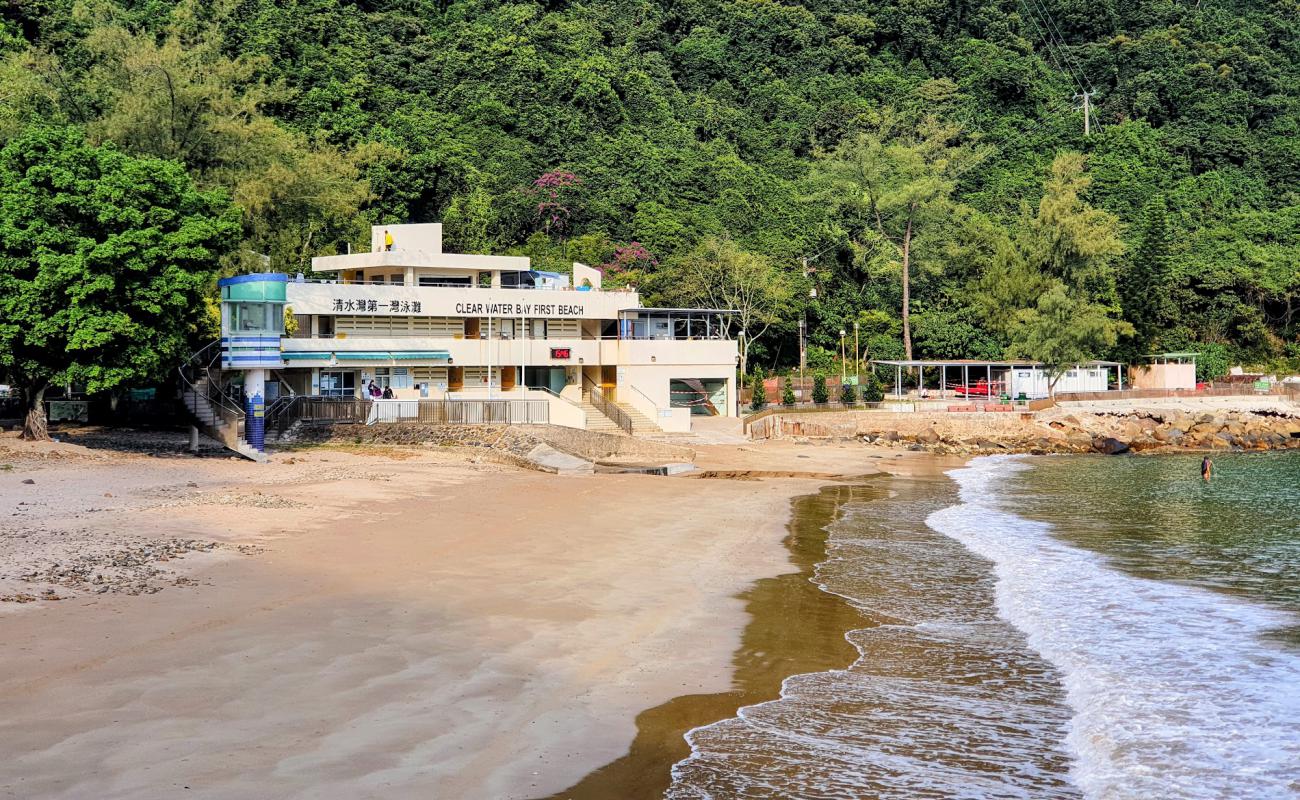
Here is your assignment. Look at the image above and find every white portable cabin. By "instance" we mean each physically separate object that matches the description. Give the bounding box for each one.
[1003,362,1115,399]
[1005,367,1106,398]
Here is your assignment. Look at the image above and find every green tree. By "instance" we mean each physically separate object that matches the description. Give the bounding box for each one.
[981,153,1127,338]
[812,373,829,404]
[814,116,985,360]
[861,373,885,403]
[749,370,767,411]
[782,375,796,406]
[1122,196,1177,353]
[659,237,796,379]
[0,126,240,439]
[1008,284,1135,396]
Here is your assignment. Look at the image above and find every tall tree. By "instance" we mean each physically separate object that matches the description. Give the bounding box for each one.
[657,237,796,379]
[1008,283,1134,395]
[813,116,983,360]
[1122,195,1177,353]
[0,126,240,439]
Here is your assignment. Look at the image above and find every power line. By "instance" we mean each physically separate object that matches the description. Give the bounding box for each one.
[1013,0,1099,135]
[1024,0,1096,94]
[1016,0,1088,96]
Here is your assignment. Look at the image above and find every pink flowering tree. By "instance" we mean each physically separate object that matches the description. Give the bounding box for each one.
[532,169,582,245]
[599,241,658,287]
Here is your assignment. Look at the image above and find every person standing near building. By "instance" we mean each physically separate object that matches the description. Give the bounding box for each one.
[384,229,394,251]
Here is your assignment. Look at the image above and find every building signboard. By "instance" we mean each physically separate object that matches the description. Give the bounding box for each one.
[284,283,633,320]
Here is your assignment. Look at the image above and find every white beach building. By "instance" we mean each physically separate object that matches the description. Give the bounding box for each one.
[209,223,739,450]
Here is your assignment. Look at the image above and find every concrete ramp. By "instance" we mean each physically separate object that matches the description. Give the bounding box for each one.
[524,443,595,474]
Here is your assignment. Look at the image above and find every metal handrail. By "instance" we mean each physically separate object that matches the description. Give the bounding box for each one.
[288,275,637,292]
[264,397,550,429]
[583,375,633,435]
[177,340,246,448]
[625,384,662,416]
[532,385,583,408]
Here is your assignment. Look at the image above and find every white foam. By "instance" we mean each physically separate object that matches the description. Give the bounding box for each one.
[927,456,1300,799]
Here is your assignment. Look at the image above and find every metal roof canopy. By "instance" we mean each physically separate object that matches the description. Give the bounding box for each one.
[870,358,1126,398]
[618,308,739,316]
[870,359,1122,367]
[1141,352,1199,362]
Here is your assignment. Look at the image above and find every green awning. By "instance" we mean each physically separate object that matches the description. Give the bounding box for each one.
[336,351,392,360]
[282,352,329,361]
[390,351,450,360]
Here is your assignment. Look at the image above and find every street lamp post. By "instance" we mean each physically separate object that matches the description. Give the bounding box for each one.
[853,321,860,396]
[797,317,806,406]
[736,330,745,417]
[839,329,847,384]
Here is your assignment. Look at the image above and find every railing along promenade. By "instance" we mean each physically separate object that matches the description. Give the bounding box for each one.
[266,397,549,436]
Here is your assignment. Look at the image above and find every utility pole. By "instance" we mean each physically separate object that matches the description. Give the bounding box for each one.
[799,258,809,378]
[1074,91,1094,136]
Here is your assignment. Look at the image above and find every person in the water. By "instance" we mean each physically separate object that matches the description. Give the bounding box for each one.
[1201,456,1213,482]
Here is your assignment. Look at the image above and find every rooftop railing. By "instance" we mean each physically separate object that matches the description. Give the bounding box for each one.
[285,275,633,292]
[285,331,734,341]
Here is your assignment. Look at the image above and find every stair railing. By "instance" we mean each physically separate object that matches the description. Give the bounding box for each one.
[177,340,245,449]
[582,375,634,435]
[624,384,665,427]
[532,385,589,427]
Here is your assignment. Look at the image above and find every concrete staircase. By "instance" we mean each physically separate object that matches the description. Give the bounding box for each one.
[578,394,627,434]
[578,390,664,436]
[615,401,662,436]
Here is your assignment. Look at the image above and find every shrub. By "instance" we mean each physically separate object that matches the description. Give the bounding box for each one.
[861,373,884,403]
[839,380,856,405]
[782,376,796,406]
[812,373,829,404]
[750,371,767,411]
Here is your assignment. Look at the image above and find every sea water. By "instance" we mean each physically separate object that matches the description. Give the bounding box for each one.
[668,454,1300,799]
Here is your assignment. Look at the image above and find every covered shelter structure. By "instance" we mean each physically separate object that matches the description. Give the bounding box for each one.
[1130,352,1198,391]
[869,359,1124,401]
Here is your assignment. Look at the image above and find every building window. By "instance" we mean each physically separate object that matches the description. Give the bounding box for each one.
[374,367,412,390]
[232,302,280,333]
[319,371,355,398]
[419,275,472,287]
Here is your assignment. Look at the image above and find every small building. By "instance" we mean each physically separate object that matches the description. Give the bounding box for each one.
[1129,352,1198,391]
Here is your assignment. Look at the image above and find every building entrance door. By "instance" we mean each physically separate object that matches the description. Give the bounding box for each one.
[448,366,464,390]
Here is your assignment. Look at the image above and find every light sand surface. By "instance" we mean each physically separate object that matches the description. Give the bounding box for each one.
[0,433,908,799]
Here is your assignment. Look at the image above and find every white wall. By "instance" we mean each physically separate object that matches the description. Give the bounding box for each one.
[619,364,737,418]
[1130,363,1196,390]
[572,262,602,290]
[1007,367,1109,398]
[372,223,441,253]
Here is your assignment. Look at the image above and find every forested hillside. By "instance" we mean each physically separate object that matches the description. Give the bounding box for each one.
[3,0,1297,375]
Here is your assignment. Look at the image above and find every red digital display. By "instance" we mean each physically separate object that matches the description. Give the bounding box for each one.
[550,347,572,360]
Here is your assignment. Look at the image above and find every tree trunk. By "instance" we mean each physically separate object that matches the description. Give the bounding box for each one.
[22,384,48,441]
[901,211,914,361]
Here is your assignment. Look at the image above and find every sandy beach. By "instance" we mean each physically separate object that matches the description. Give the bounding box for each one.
[0,429,914,799]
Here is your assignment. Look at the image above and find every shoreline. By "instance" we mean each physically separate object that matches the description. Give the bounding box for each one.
[0,434,914,798]
[543,450,969,798]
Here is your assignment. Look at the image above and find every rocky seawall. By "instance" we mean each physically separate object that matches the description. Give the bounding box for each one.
[751,408,1300,456]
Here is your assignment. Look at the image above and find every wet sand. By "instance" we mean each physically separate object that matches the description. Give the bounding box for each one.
[545,452,967,799]
[0,434,910,799]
